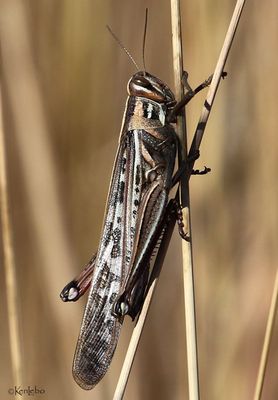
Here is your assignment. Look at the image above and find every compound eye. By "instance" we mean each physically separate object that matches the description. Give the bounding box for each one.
[133,77,152,88]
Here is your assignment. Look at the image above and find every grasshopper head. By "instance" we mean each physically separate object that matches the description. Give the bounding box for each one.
[128,71,175,104]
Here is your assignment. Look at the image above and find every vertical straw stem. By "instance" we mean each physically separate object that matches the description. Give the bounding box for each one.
[170,1,200,399]
[0,85,23,384]
[253,268,278,400]
[170,0,187,156]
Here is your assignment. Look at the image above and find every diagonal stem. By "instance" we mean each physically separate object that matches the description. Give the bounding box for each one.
[188,0,246,161]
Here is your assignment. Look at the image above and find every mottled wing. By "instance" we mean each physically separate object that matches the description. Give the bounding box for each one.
[72,130,145,389]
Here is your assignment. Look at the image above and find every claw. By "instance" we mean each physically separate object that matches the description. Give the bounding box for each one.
[172,199,191,242]
[192,166,211,175]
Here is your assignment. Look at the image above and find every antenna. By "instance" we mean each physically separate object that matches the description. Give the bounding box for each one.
[142,8,148,73]
[106,25,140,71]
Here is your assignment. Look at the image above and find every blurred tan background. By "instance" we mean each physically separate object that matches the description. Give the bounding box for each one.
[0,0,278,399]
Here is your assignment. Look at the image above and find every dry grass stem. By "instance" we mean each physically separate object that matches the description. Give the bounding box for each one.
[170,1,200,399]
[189,0,246,156]
[170,0,187,152]
[0,85,23,384]
[253,268,278,400]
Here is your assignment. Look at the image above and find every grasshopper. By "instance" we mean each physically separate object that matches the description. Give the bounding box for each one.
[60,20,214,389]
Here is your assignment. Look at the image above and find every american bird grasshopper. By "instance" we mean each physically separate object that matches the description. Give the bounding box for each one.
[60,20,214,389]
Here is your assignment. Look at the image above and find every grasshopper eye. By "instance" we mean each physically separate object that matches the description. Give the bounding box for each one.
[133,77,152,88]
